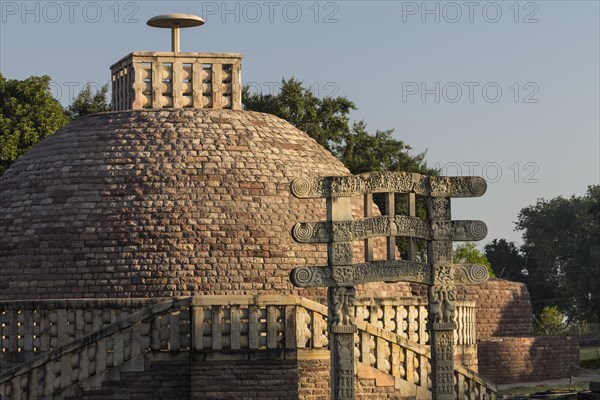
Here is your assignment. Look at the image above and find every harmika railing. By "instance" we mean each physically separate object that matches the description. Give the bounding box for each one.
[0,296,495,399]
[110,52,242,111]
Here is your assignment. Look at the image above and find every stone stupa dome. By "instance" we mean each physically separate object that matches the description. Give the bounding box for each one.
[0,108,410,300]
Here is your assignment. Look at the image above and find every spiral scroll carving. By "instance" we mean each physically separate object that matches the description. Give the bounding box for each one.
[469,221,488,239]
[291,267,314,286]
[291,177,313,198]
[456,264,489,285]
[467,264,489,283]
[468,177,487,196]
[292,223,314,242]
[290,266,331,287]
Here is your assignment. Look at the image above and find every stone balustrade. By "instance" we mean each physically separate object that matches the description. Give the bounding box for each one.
[0,296,495,399]
[355,299,476,346]
[110,52,242,111]
[355,298,478,370]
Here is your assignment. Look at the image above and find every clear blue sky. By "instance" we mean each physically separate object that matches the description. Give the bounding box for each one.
[1,0,598,246]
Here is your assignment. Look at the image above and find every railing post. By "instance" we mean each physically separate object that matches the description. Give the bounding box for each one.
[191,299,204,351]
[285,305,297,349]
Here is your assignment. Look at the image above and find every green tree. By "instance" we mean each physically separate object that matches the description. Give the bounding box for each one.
[0,74,69,175]
[516,185,600,322]
[67,83,111,119]
[453,242,495,277]
[484,239,525,280]
[243,78,436,177]
[534,306,566,336]
[336,120,434,176]
[242,78,355,151]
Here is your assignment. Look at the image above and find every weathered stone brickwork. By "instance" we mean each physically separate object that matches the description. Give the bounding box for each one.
[461,279,533,338]
[65,354,415,399]
[191,359,299,399]
[478,336,579,384]
[297,358,410,400]
[69,361,192,400]
[0,109,408,300]
[461,279,579,384]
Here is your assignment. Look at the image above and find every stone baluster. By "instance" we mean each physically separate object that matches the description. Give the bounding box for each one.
[267,306,278,349]
[8,309,17,355]
[191,302,204,351]
[248,305,259,349]
[231,305,242,350]
[170,308,181,351]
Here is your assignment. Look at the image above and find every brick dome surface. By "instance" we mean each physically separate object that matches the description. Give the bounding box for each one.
[0,109,411,300]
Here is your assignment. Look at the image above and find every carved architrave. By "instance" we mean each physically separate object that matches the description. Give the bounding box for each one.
[292,218,487,243]
[291,173,487,199]
[431,220,488,241]
[289,171,490,400]
[290,260,432,287]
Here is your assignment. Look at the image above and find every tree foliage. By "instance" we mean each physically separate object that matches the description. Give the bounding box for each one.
[0,74,70,175]
[242,78,436,177]
[516,185,600,322]
[242,78,355,152]
[0,77,114,176]
[484,239,525,280]
[453,242,495,277]
[66,83,111,119]
[336,121,433,176]
[534,306,566,336]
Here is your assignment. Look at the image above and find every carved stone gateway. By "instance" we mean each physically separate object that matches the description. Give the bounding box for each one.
[289,171,490,400]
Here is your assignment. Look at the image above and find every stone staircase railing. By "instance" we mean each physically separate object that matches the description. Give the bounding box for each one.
[0,296,495,399]
[355,299,477,347]
[0,297,476,366]
[296,297,496,399]
[0,298,163,371]
[0,298,185,399]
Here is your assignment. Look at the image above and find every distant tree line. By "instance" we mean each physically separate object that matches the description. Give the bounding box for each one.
[484,186,600,323]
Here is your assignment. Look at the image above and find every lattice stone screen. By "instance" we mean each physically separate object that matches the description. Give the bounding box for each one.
[110,52,242,111]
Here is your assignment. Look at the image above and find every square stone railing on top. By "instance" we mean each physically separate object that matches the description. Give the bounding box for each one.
[110,52,242,111]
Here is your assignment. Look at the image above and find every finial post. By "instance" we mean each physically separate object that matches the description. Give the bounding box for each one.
[172,24,180,52]
[147,14,204,53]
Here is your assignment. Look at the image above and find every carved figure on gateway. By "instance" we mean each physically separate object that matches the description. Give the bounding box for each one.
[289,171,491,400]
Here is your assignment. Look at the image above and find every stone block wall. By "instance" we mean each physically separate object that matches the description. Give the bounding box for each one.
[192,359,299,399]
[69,351,415,400]
[298,357,408,400]
[478,336,579,384]
[72,361,192,400]
[461,279,534,339]
[461,279,580,384]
